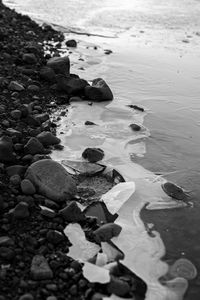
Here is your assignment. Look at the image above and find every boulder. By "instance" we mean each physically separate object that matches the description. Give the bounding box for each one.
[129,123,141,131]
[84,78,113,101]
[0,136,16,163]
[40,67,56,83]
[82,147,104,163]
[31,255,53,280]
[24,137,45,155]
[36,131,60,147]
[107,276,130,297]
[12,202,29,219]
[25,159,77,202]
[56,75,88,95]
[34,113,49,124]
[47,56,70,75]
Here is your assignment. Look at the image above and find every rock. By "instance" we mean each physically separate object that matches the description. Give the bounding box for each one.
[85,121,97,126]
[0,236,14,247]
[107,276,130,297]
[59,201,85,222]
[10,109,22,120]
[129,123,141,131]
[85,78,113,101]
[0,136,16,163]
[6,165,26,177]
[94,223,122,242]
[12,202,29,219]
[69,96,83,102]
[6,128,22,139]
[127,104,144,112]
[40,67,56,83]
[37,131,60,147]
[92,293,105,300]
[24,137,45,155]
[31,255,53,280]
[10,174,21,186]
[46,230,64,245]
[56,75,88,95]
[19,293,34,300]
[0,247,15,261]
[23,53,37,64]
[8,81,25,91]
[46,297,57,300]
[34,113,49,124]
[27,85,40,92]
[47,56,70,75]
[66,39,77,47]
[21,179,36,195]
[82,147,104,163]
[161,182,188,201]
[25,159,77,202]
[40,206,56,218]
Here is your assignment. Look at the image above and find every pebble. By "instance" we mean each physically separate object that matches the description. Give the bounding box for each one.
[21,179,36,195]
[10,174,21,186]
[0,247,15,261]
[0,236,14,246]
[46,297,57,300]
[37,131,60,146]
[40,206,56,218]
[31,255,53,280]
[46,230,64,245]
[12,202,29,219]
[0,136,16,163]
[66,39,77,47]
[85,121,97,126]
[19,293,34,300]
[8,81,25,91]
[59,201,85,222]
[27,84,40,92]
[82,147,104,163]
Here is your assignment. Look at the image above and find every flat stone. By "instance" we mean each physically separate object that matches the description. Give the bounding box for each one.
[47,56,70,75]
[24,137,45,155]
[85,78,113,101]
[8,81,25,91]
[94,223,122,242]
[25,159,77,202]
[21,179,36,195]
[59,201,85,222]
[31,255,53,280]
[37,131,60,147]
[40,206,56,218]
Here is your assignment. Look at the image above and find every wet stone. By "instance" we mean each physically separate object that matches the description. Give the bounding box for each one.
[37,131,60,147]
[59,201,85,222]
[24,137,45,155]
[82,147,104,163]
[129,123,141,131]
[31,255,53,280]
[107,276,131,297]
[66,39,77,47]
[22,53,37,64]
[94,223,122,242]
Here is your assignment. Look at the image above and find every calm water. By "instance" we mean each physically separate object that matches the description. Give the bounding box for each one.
[4,0,200,299]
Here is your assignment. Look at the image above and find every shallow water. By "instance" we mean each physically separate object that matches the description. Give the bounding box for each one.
[4,0,200,298]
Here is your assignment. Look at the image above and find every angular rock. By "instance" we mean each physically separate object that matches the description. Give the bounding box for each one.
[82,147,104,163]
[24,137,45,155]
[31,255,53,280]
[25,159,77,202]
[22,53,37,64]
[47,56,70,75]
[40,206,56,218]
[12,202,29,219]
[36,131,60,147]
[94,223,122,242]
[19,293,34,300]
[6,128,22,139]
[24,115,41,127]
[85,78,113,101]
[8,81,25,91]
[66,39,77,47]
[40,67,56,83]
[59,201,85,222]
[21,179,36,195]
[56,75,88,95]
[0,136,16,163]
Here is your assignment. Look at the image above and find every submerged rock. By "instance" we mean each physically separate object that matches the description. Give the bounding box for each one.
[161,182,188,200]
[169,258,197,280]
[59,201,85,222]
[47,56,70,75]
[107,276,130,297]
[66,39,77,47]
[129,123,141,131]
[94,223,122,242]
[85,78,113,101]
[82,147,104,163]
[25,159,77,202]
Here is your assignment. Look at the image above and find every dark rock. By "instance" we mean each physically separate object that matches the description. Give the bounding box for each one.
[6,128,22,139]
[94,223,122,242]
[0,247,15,261]
[47,56,70,75]
[37,131,60,147]
[27,85,40,92]
[127,105,144,112]
[12,202,29,219]
[66,39,77,47]
[31,255,53,280]
[10,109,22,120]
[8,81,25,91]
[129,124,141,131]
[0,136,16,163]
[85,78,113,101]
[46,230,64,245]
[34,113,49,124]
[6,165,26,177]
[82,147,104,163]
[161,182,188,201]
[107,276,130,297]
[92,293,105,300]
[59,201,85,222]
[40,67,56,83]
[25,159,77,202]
[22,53,37,64]
[24,137,45,155]
[19,293,34,300]
[56,75,88,95]
[85,121,97,126]
[21,179,36,195]
[24,115,41,127]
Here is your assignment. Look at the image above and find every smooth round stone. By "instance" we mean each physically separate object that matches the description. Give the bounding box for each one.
[169,258,197,280]
[19,293,34,300]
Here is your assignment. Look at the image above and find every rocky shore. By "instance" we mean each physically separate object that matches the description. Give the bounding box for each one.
[0,1,148,300]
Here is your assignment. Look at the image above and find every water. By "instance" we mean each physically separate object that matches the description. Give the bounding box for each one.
[3,0,200,298]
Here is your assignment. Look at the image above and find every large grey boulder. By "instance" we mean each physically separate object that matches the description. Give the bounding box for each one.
[47,56,70,75]
[25,159,77,202]
[84,78,113,101]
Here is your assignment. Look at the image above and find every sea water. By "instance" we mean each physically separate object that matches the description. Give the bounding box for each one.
[3,0,200,299]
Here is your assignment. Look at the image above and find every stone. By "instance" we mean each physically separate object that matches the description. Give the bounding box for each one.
[46,297,57,300]
[59,201,85,222]
[56,75,88,95]
[0,247,15,261]
[31,255,53,280]
[46,230,64,245]
[19,293,34,300]
[24,137,45,155]
[35,113,49,124]
[85,121,97,126]
[0,236,14,247]
[0,136,16,163]
[85,78,113,101]
[36,131,60,147]
[21,179,36,195]
[27,85,40,92]
[92,293,105,300]
[161,182,188,201]
[12,202,29,219]
[47,56,70,75]
[22,53,37,64]
[6,165,26,177]
[10,174,21,186]
[107,276,130,296]
[94,223,122,242]
[40,67,56,83]
[8,81,25,91]
[40,206,56,218]
[129,123,141,131]
[82,147,104,163]
[24,115,41,127]
[10,109,22,120]
[25,159,77,202]
[66,39,77,47]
